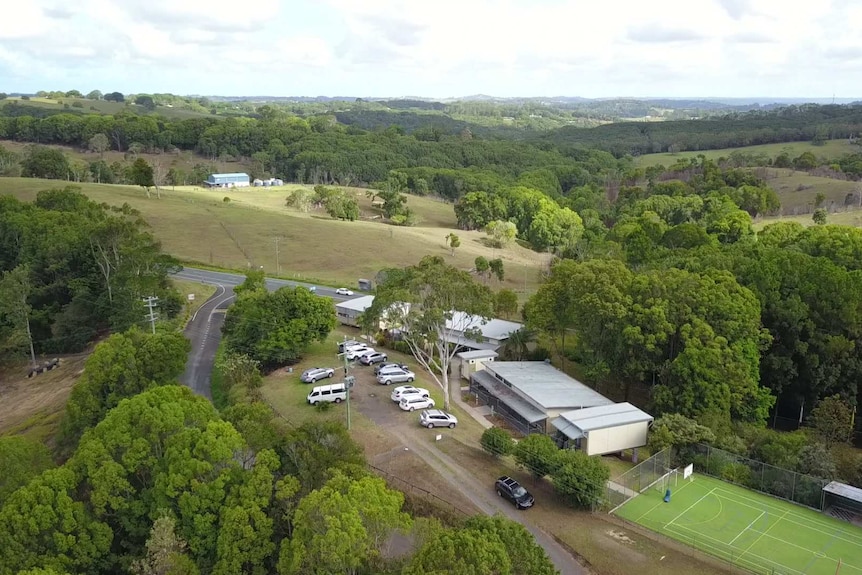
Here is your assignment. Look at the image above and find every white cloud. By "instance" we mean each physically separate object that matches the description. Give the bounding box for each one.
[0,0,859,98]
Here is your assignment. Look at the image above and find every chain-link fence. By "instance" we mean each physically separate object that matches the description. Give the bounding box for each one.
[677,443,830,510]
[606,447,674,510]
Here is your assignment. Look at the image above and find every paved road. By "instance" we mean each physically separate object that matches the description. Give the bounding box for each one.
[174,267,359,397]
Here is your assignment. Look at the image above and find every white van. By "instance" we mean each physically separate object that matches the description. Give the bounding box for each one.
[306,382,348,405]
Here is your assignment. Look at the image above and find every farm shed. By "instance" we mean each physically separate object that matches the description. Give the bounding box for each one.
[551,402,653,456]
[335,295,376,327]
[204,172,250,188]
[469,361,614,436]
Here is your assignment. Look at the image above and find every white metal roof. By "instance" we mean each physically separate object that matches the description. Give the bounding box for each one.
[457,349,499,360]
[446,311,522,341]
[210,172,249,178]
[335,295,375,312]
[552,402,653,439]
[824,481,862,503]
[484,361,613,410]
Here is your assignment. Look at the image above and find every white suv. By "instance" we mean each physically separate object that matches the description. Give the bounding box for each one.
[400,396,435,411]
[390,385,429,402]
[344,345,374,360]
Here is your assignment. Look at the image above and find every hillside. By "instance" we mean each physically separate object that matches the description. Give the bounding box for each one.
[635,139,860,167]
[0,178,548,296]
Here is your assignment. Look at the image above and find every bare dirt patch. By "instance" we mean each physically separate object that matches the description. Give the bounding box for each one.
[0,355,87,444]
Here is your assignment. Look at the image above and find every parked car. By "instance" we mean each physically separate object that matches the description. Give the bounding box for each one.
[306,382,348,405]
[390,385,429,402]
[419,409,458,429]
[335,288,354,296]
[345,346,374,360]
[337,339,361,353]
[495,476,534,509]
[360,351,388,365]
[300,367,335,383]
[308,286,317,293]
[374,362,409,375]
[399,396,435,411]
[378,368,416,386]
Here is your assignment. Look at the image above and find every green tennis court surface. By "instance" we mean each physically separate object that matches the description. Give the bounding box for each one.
[615,474,862,575]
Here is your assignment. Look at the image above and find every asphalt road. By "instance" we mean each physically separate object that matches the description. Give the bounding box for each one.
[174,267,358,398]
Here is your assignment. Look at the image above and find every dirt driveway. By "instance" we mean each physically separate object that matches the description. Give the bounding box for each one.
[345,363,590,575]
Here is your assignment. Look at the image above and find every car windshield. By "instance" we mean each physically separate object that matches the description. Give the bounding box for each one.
[512,486,527,497]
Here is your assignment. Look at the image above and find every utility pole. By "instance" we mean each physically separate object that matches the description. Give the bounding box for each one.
[337,336,352,430]
[143,296,159,334]
[273,236,283,276]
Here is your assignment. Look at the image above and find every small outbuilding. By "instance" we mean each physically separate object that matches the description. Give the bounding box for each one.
[335,295,376,327]
[455,349,497,381]
[822,481,862,522]
[551,402,653,456]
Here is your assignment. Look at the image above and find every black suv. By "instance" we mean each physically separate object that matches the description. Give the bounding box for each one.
[495,476,534,509]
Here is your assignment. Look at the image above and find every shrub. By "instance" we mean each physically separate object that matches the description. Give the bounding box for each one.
[480,427,514,458]
[514,433,559,479]
[223,196,231,203]
[551,449,610,509]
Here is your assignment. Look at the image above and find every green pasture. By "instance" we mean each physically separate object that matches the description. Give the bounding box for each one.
[615,474,862,575]
[636,140,860,167]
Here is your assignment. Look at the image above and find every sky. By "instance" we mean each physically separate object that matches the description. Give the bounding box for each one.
[1,0,861,99]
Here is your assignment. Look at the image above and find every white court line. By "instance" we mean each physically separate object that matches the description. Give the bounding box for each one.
[728,510,765,545]
[738,509,788,564]
[665,522,805,575]
[631,476,696,522]
[712,488,862,547]
[666,487,716,528]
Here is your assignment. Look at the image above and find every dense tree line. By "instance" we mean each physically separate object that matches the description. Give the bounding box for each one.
[540,104,862,157]
[0,187,181,360]
[0,102,625,199]
[522,161,862,437]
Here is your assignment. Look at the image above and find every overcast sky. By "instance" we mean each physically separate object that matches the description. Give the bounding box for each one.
[2,0,861,99]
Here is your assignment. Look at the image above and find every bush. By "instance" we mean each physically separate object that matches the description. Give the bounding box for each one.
[223,196,231,203]
[514,433,559,479]
[480,427,514,458]
[551,449,610,509]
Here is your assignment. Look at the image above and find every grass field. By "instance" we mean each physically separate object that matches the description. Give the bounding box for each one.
[615,473,862,575]
[636,140,860,167]
[3,97,210,119]
[0,177,547,297]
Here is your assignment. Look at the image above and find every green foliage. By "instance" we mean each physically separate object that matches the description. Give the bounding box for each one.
[484,220,517,247]
[494,289,519,319]
[322,189,359,221]
[403,525,512,575]
[796,443,837,479]
[278,471,410,575]
[59,328,190,448]
[130,515,199,575]
[21,146,70,180]
[0,265,34,365]
[284,189,312,212]
[0,436,54,502]
[0,188,180,355]
[233,270,267,299]
[222,285,336,370]
[514,434,559,479]
[551,449,610,509]
[0,467,113,575]
[444,232,460,255]
[480,427,514,458]
[362,256,494,410]
[647,414,716,453]
[463,515,557,575]
[807,395,853,446]
[812,208,828,225]
[454,191,508,230]
[279,421,366,492]
[131,158,155,191]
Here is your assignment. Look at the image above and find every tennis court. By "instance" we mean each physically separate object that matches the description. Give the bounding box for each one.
[614,473,862,575]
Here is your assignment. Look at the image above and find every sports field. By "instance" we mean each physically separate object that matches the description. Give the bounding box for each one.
[615,474,862,575]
